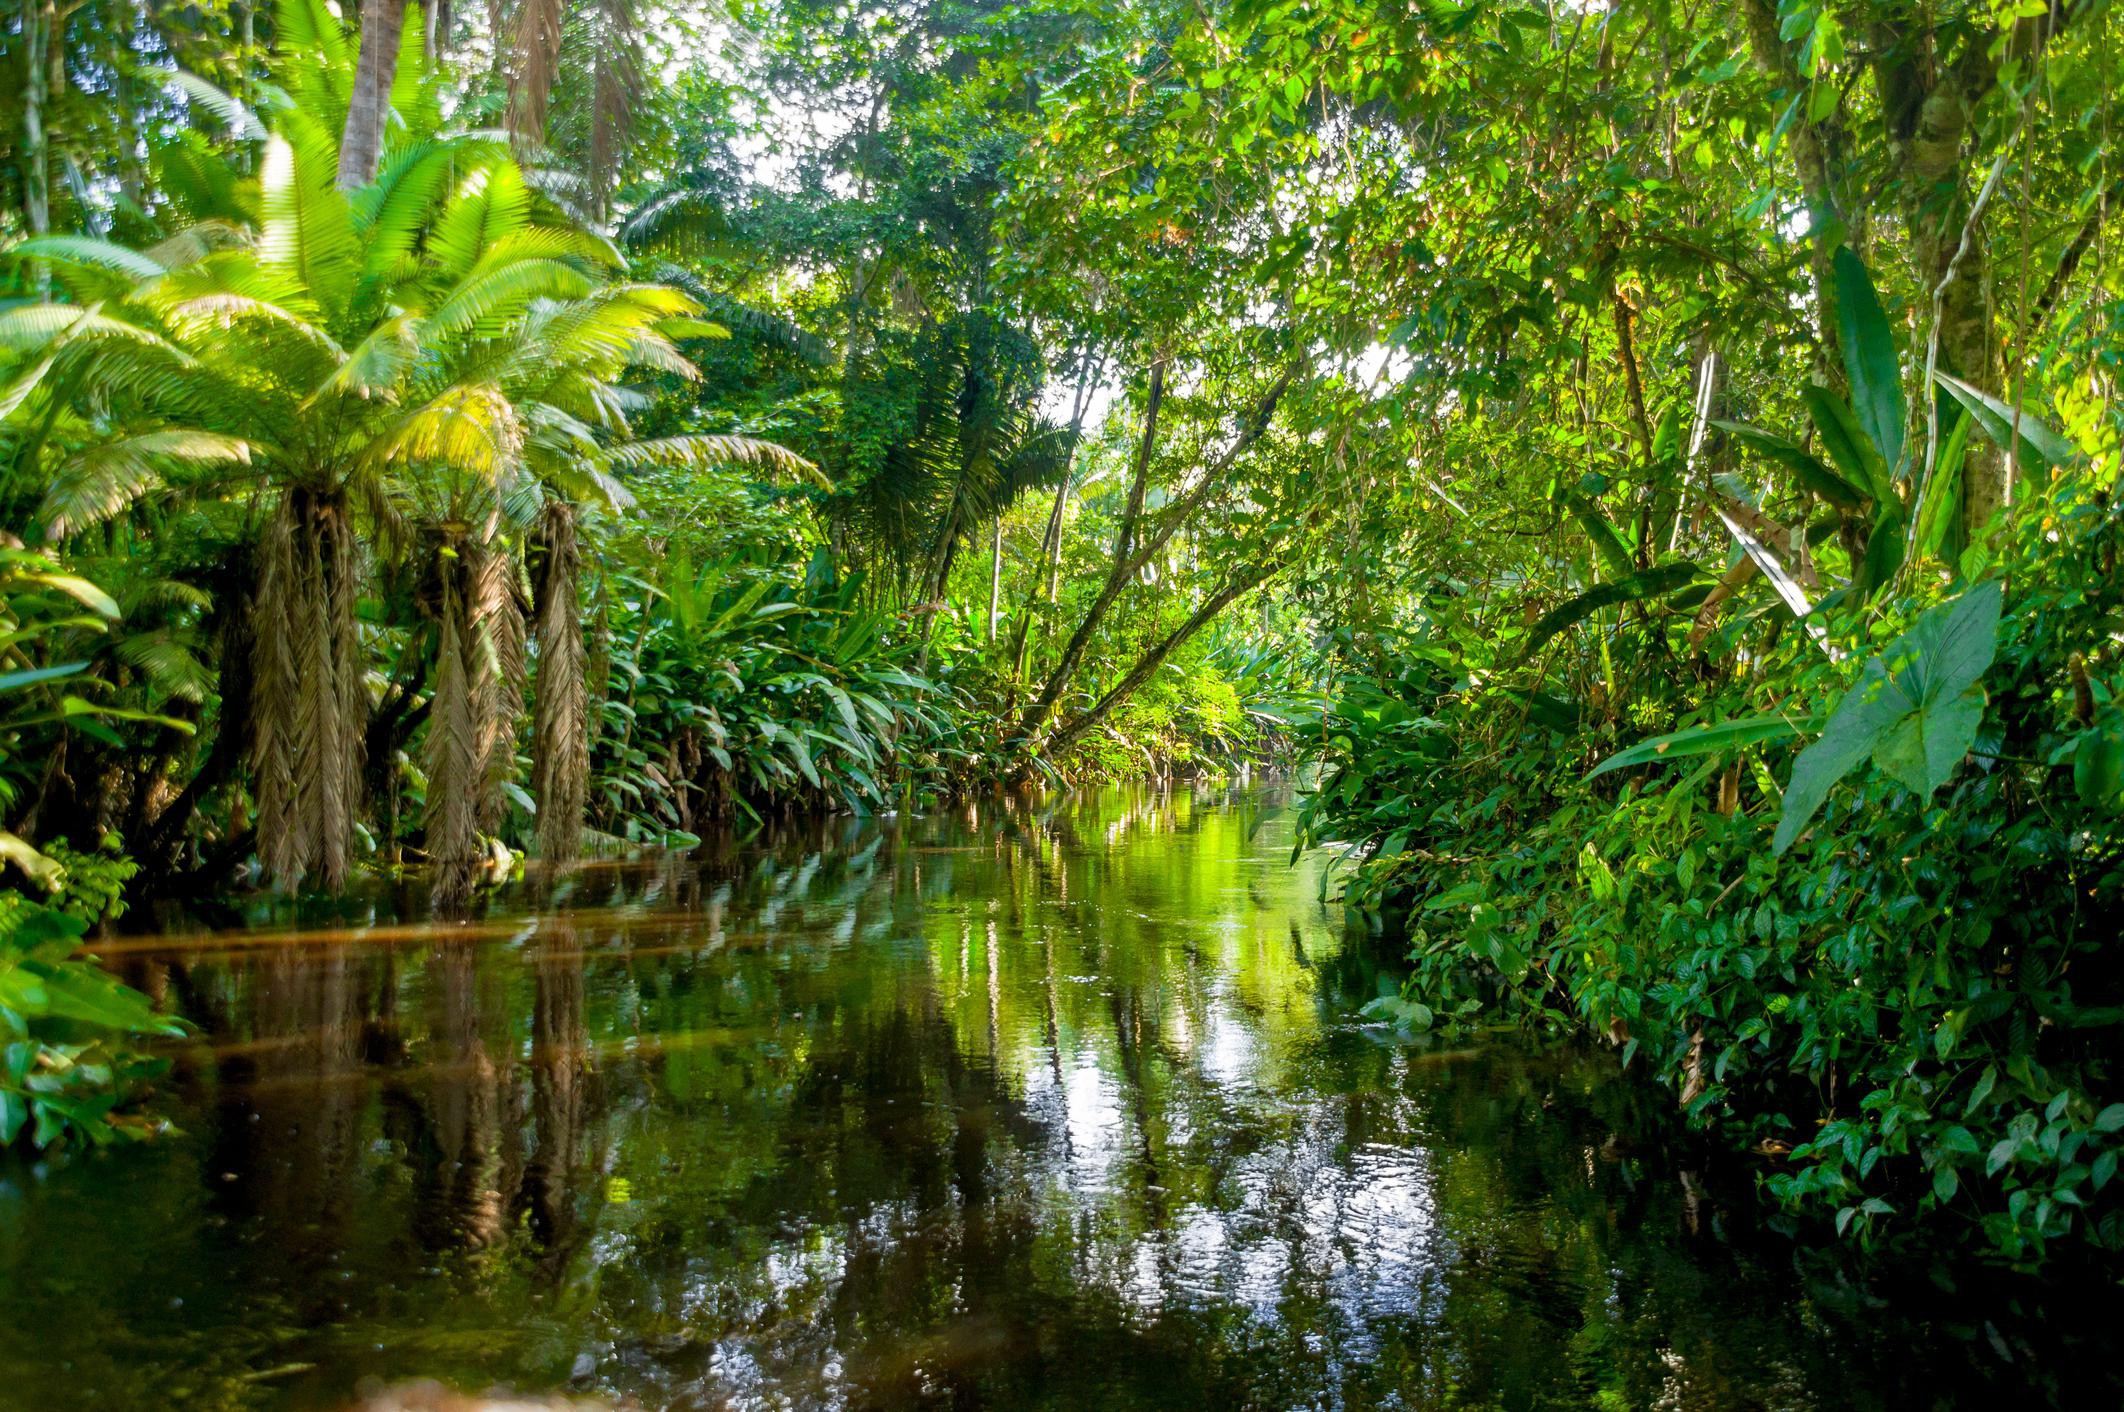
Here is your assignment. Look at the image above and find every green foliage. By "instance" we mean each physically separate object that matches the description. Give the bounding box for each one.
[590,547,957,838]
[0,895,179,1150]
[1296,480,2124,1264]
[0,561,182,1151]
[1772,581,2000,854]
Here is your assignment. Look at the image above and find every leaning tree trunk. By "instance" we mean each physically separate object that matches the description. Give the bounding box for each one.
[530,502,588,864]
[338,0,411,189]
[251,487,366,893]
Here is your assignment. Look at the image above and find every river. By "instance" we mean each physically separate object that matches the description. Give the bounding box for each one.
[0,782,2106,1408]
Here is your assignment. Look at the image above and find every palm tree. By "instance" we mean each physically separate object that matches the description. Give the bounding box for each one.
[13,74,814,898]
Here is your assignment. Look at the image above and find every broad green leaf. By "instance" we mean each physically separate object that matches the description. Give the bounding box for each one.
[1588,712,1806,779]
[0,660,91,693]
[1566,493,1636,579]
[1855,504,1906,598]
[1714,419,1868,511]
[1933,373,2083,473]
[1915,410,1972,564]
[20,573,120,619]
[1874,686,1986,797]
[1833,246,1905,476]
[1774,581,2002,853]
[1520,562,1701,659]
[1802,384,1894,504]
[0,832,66,891]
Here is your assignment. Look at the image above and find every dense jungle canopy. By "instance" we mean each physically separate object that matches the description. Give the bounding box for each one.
[3,0,2124,1301]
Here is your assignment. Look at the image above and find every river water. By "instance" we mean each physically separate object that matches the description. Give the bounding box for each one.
[0,783,2107,1408]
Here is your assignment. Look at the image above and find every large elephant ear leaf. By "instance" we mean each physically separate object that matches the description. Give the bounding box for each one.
[1833,246,1906,477]
[1773,580,2002,854]
[1869,581,2001,796]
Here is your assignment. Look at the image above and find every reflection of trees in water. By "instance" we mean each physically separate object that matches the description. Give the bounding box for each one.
[400,935,514,1251]
[514,919,596,1276]
[44,784,2075,1411]
[202,944,368,1265]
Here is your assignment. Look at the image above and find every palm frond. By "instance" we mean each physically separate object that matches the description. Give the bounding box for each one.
[41,430,251,538]
[170,70,268,143]
[256,130,361,325]
[606,434,825,488]
[426,257,596,340]
[427,160,534,282]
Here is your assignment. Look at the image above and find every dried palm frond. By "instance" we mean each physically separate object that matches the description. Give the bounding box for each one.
[587,0,639,223]
[530,500,587,862]
[506,0,566,150]
[426,550,482,914]
[251,487,365,892]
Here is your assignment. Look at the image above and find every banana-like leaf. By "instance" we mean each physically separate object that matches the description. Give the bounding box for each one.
[1915,410,1972,564]
[1588,712,1809,779]
[20,573,121,618]
[1519,562,1702,660]
[0,661,91,693]
[1933,373,2084,473]
[1714,419,1869,511]
[1834,246,1906,476]
[1802,383,1894,505]
[1566,493,1636,578]
[0,832,67,891]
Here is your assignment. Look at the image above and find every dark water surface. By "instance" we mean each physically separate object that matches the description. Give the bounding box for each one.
[0,784,2111,1409]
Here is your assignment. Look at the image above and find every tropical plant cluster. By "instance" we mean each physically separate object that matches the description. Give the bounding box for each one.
[6,0,2124,1278]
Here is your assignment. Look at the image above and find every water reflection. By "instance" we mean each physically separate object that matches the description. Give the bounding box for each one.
[0,784,2112,1409]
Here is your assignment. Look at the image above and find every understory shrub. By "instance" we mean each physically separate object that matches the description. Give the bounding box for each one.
[1296,480,2124,1264]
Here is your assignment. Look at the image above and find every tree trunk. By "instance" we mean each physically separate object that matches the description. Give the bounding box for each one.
[987,517,1003,644]
[338,0,410,189]
[1740,0,1855,385]
[1007,364,1098,689]
[1901,81,2003,538]
[1019,363,1166,740]
[23,0,52,294]
[1020,361,1293,745]
[531,502,589,864]
[1044,562,1276,760]
[426,528,517,914]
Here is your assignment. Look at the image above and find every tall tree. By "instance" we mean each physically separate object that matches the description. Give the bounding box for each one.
[337,0,411,187]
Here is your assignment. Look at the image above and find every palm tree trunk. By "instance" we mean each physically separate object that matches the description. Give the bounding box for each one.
[427,549,482,913]
[506,0,567,148]
[531,502,588,864]
[427,529,522,914]
[338,0,411,189]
